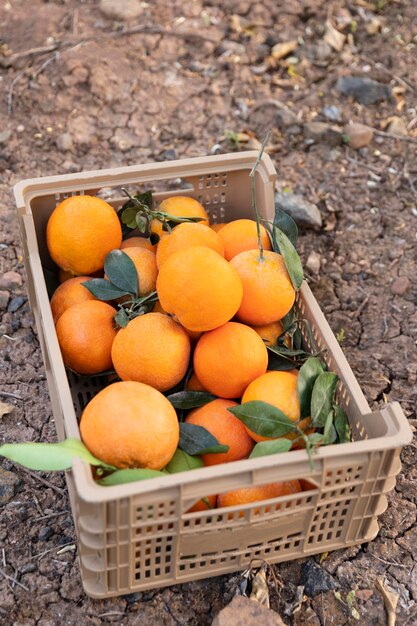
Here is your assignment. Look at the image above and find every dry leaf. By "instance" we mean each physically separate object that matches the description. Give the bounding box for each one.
[0,400,14,418]
[376,578,399,626]
[250,565,270,607]
[271,40,298,60]
[324,20,346,52]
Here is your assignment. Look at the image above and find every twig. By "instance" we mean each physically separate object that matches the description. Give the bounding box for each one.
[0,391,24,401]
[370,553,409,569]
[32,495,44,517]
[1,548,6,568]
[33,509,70,522]
[346,156,384,175]
[0,568,29,592]
[98,612,126,618]
[372,128,417,144]
[30,541,75,561]
[31,52,59,79]
[249,132,270,261]
[7,70,26,116]
[19,467,66,496]
[350,294,370,320]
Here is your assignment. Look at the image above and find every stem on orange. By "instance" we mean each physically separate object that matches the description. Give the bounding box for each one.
[249,132,270,262]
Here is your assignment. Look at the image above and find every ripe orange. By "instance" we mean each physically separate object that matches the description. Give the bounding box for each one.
[251,320,284,347]
[156,247,243,332]
[111,312,191,392]
[55,300,117,375]
[193,322,268,398]
[217,480,302,511]
[156,222,224,269]
[80,381,179,469]
[217,219,272,261]
[186,399,254,465]
[47,195,122,275]
[187,494,217,513]
[242,370,300,442]
[230,250,295,325]
[106,247,158,297]
[151,196,209,238]
[152,300,202,344]
[50,276,96,323]
[186,371,206,392]
[121,237,156,253]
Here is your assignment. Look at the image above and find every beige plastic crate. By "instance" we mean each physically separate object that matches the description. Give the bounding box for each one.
[14,152,412,599]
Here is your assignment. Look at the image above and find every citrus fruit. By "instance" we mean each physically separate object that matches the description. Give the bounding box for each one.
[242,370,300,442]
[156,222,224,269]
[121,237,156,253]
[250,320,284,346]
[47,195,122,275]
[55,300,117,375]
[230,250,295,325]
[152,300,202,344]
[217,219,272,261]
[156,247,243,332]
[186,371,206,391]
[187,494,217,513]
[50,276,96,323]
[151,196,209,238]
[210,223,226,233]
[111,312,191,392]
[80,381,179,469]
[193,322,268,398]
[217,480,302,511]
[186,399,254,465]
[105,247,158,297]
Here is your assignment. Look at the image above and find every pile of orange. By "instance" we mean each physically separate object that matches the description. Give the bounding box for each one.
[47,194,308,513]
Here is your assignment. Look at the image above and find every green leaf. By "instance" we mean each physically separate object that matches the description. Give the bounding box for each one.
[228,401,297,438]
[311,372,339,428]
[272,226,304,291]
[281,307,296,333]
[133,190,153,210]
[98,468,164,486]
[249,438,292,459]
[136,213,149,234]
[334,405,351,443]
[0,438,109,471]
[121,205,139,229]
[323,411,337,445]
[297,357,326,419]
[114,307,129,328]
[104,250,138,296]
[307,432,325,446]
[179,423,229,456]
[167,391,216,410]
[82,278,129,301]
[267,351,299,371]
[164,449,204,473]
[273,202,298,247]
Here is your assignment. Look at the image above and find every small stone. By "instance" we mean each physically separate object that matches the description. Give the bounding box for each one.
[0,270,22,290]
[303,122,343,146]
[300,560,336,597]
[275,109,301,135]
[355,589,374,602]
[387,116,408,136]
[322,105,342,122]
[38,526,54,542]
[271,39,298,60]
[212,596,286,626]
[62,160,79,173]
[21,562,37,574]
[100,0,144,20]
[16,124,25,133]
[344,123,373,149]
[7,295,26,313]
[336,76,392,105]
[56,133,73,151]
[306,251,321,274]
[0,290,10,309]
[0,467,20,505]
[275,191,322,228]
[124,592,143,604]
[0,130,12,145]
[391,276,411,296]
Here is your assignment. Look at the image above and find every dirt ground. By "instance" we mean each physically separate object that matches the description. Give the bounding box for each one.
[1,0,416,624]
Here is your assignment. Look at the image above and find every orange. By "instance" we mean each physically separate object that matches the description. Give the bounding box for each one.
[151,196,209,238]
[106,247,158,297]
[50,276,96,323]
[186,399,254,465]
[251,320,284,347]
[121,237,156,253]
[193,322,268,399]
[186,371,206,392]
[153,300,202,344]
[157,247,243,332]
[80,381,179,469]
[111,312,191,392]
[218,219,272,261]
[230,250,295,326]
[242,370,300,442]
[55,300,117,375]
[156,222,224,269]
[217,480,302,511]
[47,195,122,275]
[210,223,226,233]
[187,494,217,513]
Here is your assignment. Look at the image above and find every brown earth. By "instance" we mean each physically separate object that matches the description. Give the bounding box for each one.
[1,0,416,624]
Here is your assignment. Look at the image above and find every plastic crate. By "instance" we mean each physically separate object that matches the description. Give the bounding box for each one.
[14,152,412,599]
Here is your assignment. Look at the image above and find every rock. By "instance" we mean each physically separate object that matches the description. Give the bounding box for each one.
[212,596,286,626]
[387,116,408,136]
[336,76,392,105]
[275,109,301,135]
[100,0,144,20]
[0,130,12,145]
[391,276,411,296]
[7,296,26,313]
[306,251,321,275]
[344,123,373,149]
[271,40,298,60]
[56,133,73,151]
[21,562,37,574]
[0,467,20,504]
[303,122,343,146]
[0,270,22,290]
[322,106,342,122]
[38,526,54,541]
[275,191,322,228]
[356,589,374,602]
[304,41,333,65]
[0,290,10,309]
[300,560,337,597]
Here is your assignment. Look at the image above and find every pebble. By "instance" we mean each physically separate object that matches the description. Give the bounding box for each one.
[303,122,343,146]
[355,589,374,602]
[0,467,20,505]
[344,123,373,149]
[0,271,22,290]
[387,116,408,136]
[306,250,321,274]
[0,290,10,309]
[56,133,73,151]
[275,190,323,228]
[212,595,286,626]
[0,130,12,145]
[7,295,26,313]
[99,0,144,20]
[21,562,37,574]
[300,560,336,597]
[275,109,301,135]
[38,526,54,541]
[16,124,25,133]
[336,76,392,105]
[391,276,411,296]
[322,105,342,122]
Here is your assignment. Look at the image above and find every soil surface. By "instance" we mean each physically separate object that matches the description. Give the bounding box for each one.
[1,1,416,624]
